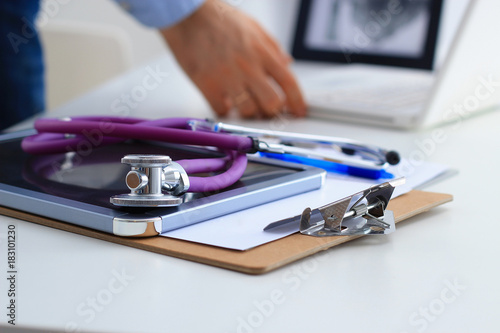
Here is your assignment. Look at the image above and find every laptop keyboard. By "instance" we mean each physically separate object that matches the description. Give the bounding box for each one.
[307,80,433,112]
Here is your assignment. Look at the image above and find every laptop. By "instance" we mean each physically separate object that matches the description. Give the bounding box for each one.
[292,0,500,129]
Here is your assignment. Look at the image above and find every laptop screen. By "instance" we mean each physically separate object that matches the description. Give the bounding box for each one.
[292,0,443,70]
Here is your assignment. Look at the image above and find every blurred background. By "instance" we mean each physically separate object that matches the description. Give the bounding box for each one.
[36,0,467,111]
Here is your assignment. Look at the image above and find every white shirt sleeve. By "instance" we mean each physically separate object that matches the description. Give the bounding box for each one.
[114,0,206,28]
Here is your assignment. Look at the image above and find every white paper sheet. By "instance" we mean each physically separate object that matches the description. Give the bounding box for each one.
[161,160,449,250]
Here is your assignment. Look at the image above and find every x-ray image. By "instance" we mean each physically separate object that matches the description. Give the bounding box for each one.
[305,0,432,58]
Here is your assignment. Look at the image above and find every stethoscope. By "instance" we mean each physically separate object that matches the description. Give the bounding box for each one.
[21,116,400,207]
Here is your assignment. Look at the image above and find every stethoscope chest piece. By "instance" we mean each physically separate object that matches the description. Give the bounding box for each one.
[110,154,190,207]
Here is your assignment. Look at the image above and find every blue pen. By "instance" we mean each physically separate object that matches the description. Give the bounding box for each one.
[259,152,394,180]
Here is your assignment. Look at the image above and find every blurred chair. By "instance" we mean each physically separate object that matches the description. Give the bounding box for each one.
[38,20,134,110]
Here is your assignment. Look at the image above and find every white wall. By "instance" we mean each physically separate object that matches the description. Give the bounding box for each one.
[37,0,168,109]
[37,0,168,67]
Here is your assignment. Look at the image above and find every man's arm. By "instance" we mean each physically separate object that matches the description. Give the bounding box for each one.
[115,0,306,118]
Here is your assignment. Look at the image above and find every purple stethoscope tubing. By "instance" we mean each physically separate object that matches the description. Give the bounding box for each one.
[21,116,255,193]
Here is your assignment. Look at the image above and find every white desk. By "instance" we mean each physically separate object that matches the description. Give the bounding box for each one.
[1,53,500,333]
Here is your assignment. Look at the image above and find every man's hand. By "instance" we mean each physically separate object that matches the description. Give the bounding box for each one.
[160,0,306,118]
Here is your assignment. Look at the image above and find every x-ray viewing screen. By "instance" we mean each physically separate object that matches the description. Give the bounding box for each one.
[292,0,443,69]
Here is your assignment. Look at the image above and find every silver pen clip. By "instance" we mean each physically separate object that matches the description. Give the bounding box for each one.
[188,119,401,169]
[264,178,405,236]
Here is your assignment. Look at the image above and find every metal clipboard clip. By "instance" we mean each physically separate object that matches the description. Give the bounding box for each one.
[264,178,405,236]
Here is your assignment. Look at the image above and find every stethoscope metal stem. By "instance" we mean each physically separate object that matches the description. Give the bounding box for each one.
[110,154,190,207]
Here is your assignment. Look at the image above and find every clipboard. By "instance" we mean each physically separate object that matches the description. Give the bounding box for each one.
[0,190,452,274]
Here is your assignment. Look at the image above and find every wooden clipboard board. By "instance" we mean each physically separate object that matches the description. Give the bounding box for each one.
[0,190,452,275]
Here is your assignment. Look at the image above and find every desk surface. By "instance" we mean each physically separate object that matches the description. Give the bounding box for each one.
[1,54,500,333]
